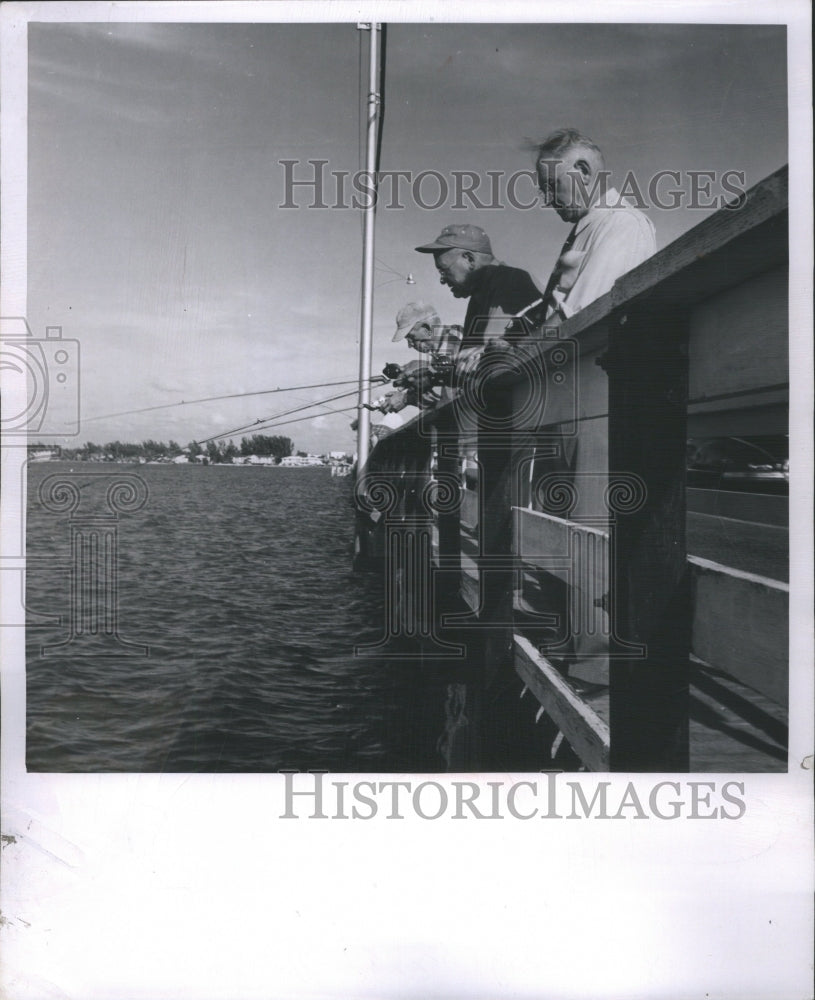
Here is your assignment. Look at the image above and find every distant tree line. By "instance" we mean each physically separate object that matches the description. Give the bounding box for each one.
[28,434,295,464]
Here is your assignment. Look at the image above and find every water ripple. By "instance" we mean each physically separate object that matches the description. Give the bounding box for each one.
[26,464,414,772]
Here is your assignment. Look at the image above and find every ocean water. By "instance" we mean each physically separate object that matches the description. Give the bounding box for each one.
[25,462,422,772]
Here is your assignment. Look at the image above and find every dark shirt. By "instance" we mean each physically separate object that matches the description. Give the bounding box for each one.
[461,264,543,348]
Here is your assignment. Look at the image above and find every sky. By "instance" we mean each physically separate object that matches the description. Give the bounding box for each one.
[26,19,788,452]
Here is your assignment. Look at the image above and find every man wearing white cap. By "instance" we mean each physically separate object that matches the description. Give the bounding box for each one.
[390,301,463,407]
[360,304,438,431]
[414,224,544,350]
[392,301,442,352]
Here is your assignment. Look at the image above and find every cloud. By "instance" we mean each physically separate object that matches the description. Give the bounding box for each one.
[28,23,249,129]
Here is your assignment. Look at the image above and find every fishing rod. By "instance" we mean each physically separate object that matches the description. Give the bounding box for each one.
[83,375,384,423]
[227,404,358,436]
[199,385,372,444]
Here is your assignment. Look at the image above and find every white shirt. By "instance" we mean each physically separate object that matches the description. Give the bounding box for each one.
[546,187,656,322]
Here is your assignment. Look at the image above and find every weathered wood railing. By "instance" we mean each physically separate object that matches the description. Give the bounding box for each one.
[356,165,789,772]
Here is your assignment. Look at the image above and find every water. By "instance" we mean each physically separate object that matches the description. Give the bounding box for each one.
[25,463,422,772]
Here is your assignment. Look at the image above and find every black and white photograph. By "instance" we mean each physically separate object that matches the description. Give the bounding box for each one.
[1,3,812,998]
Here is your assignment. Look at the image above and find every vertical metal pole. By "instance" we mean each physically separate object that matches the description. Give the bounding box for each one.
[356,22,379,472]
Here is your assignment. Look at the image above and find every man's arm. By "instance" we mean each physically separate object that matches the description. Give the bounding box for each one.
[483,267,546,344]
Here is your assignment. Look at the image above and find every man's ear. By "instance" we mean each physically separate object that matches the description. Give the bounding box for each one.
[462,251,475,266]
[573,157,592,178]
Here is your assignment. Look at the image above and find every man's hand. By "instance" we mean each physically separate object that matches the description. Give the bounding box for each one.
[382,389,409,413]
[394,358,434,392]
[482,336,515,355]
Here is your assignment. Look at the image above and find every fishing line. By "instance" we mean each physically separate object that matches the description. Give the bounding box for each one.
[199,386,369,444]
[83,376,384,423]
[233,404,358,436]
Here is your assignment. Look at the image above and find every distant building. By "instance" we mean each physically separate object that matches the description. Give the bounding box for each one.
[280,455,324,467]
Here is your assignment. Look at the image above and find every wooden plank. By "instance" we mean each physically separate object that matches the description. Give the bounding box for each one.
[688,266,787,400]
[688,555,788,709]
[571,417,609,521]
[687,511,788,583]
[514,507,611,683]
[460,489,478,530]
[515,509,606,625]
[612,166,788,308]
[688,659,787,772]
[516,507,582,568]
[432,410,463,611]
[513,633,610,771]
[459,562,480,613]
[516,507,788,689]
[577,350,610,422]
[517,660,789,772]
[687,488,788,527]
[476,390,515,690]
[509,340,609,431]
[687,398,788,438]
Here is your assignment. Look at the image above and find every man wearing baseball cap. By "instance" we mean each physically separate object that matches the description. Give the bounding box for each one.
[414,224,544,350]
[392,301,441,350]
[390,301,463,406]
[393,300,462,357]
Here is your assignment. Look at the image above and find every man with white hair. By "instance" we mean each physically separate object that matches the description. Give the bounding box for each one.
[534,128,656,323]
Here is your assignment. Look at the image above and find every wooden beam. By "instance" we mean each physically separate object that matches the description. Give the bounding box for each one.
[514,634,610,771]
[687,489,788,527]
[605,307,691,772]
[473,395,516,693]
[689,555,788,709]
[613,166,788,309]
[688,265,787,400]
[687,397,788,438]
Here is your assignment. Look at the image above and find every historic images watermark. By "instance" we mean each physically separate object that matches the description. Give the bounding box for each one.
[279,162,748,212]
[0,315,148,654]
[279,772,748,821]
[0,316,80,441]
[31,473,151,657]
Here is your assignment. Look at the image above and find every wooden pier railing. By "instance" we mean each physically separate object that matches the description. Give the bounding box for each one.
[355,165,789,772]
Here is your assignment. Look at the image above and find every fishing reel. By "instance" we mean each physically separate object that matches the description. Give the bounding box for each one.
[382,352,454,388]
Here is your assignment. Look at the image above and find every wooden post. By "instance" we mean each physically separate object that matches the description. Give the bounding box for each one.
[433,407,462,609]
[604,306,690,771]
[471,379,518,769]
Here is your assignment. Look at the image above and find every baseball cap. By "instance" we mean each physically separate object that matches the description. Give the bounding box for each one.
[415,224,493,255]
[393,301,440,342]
